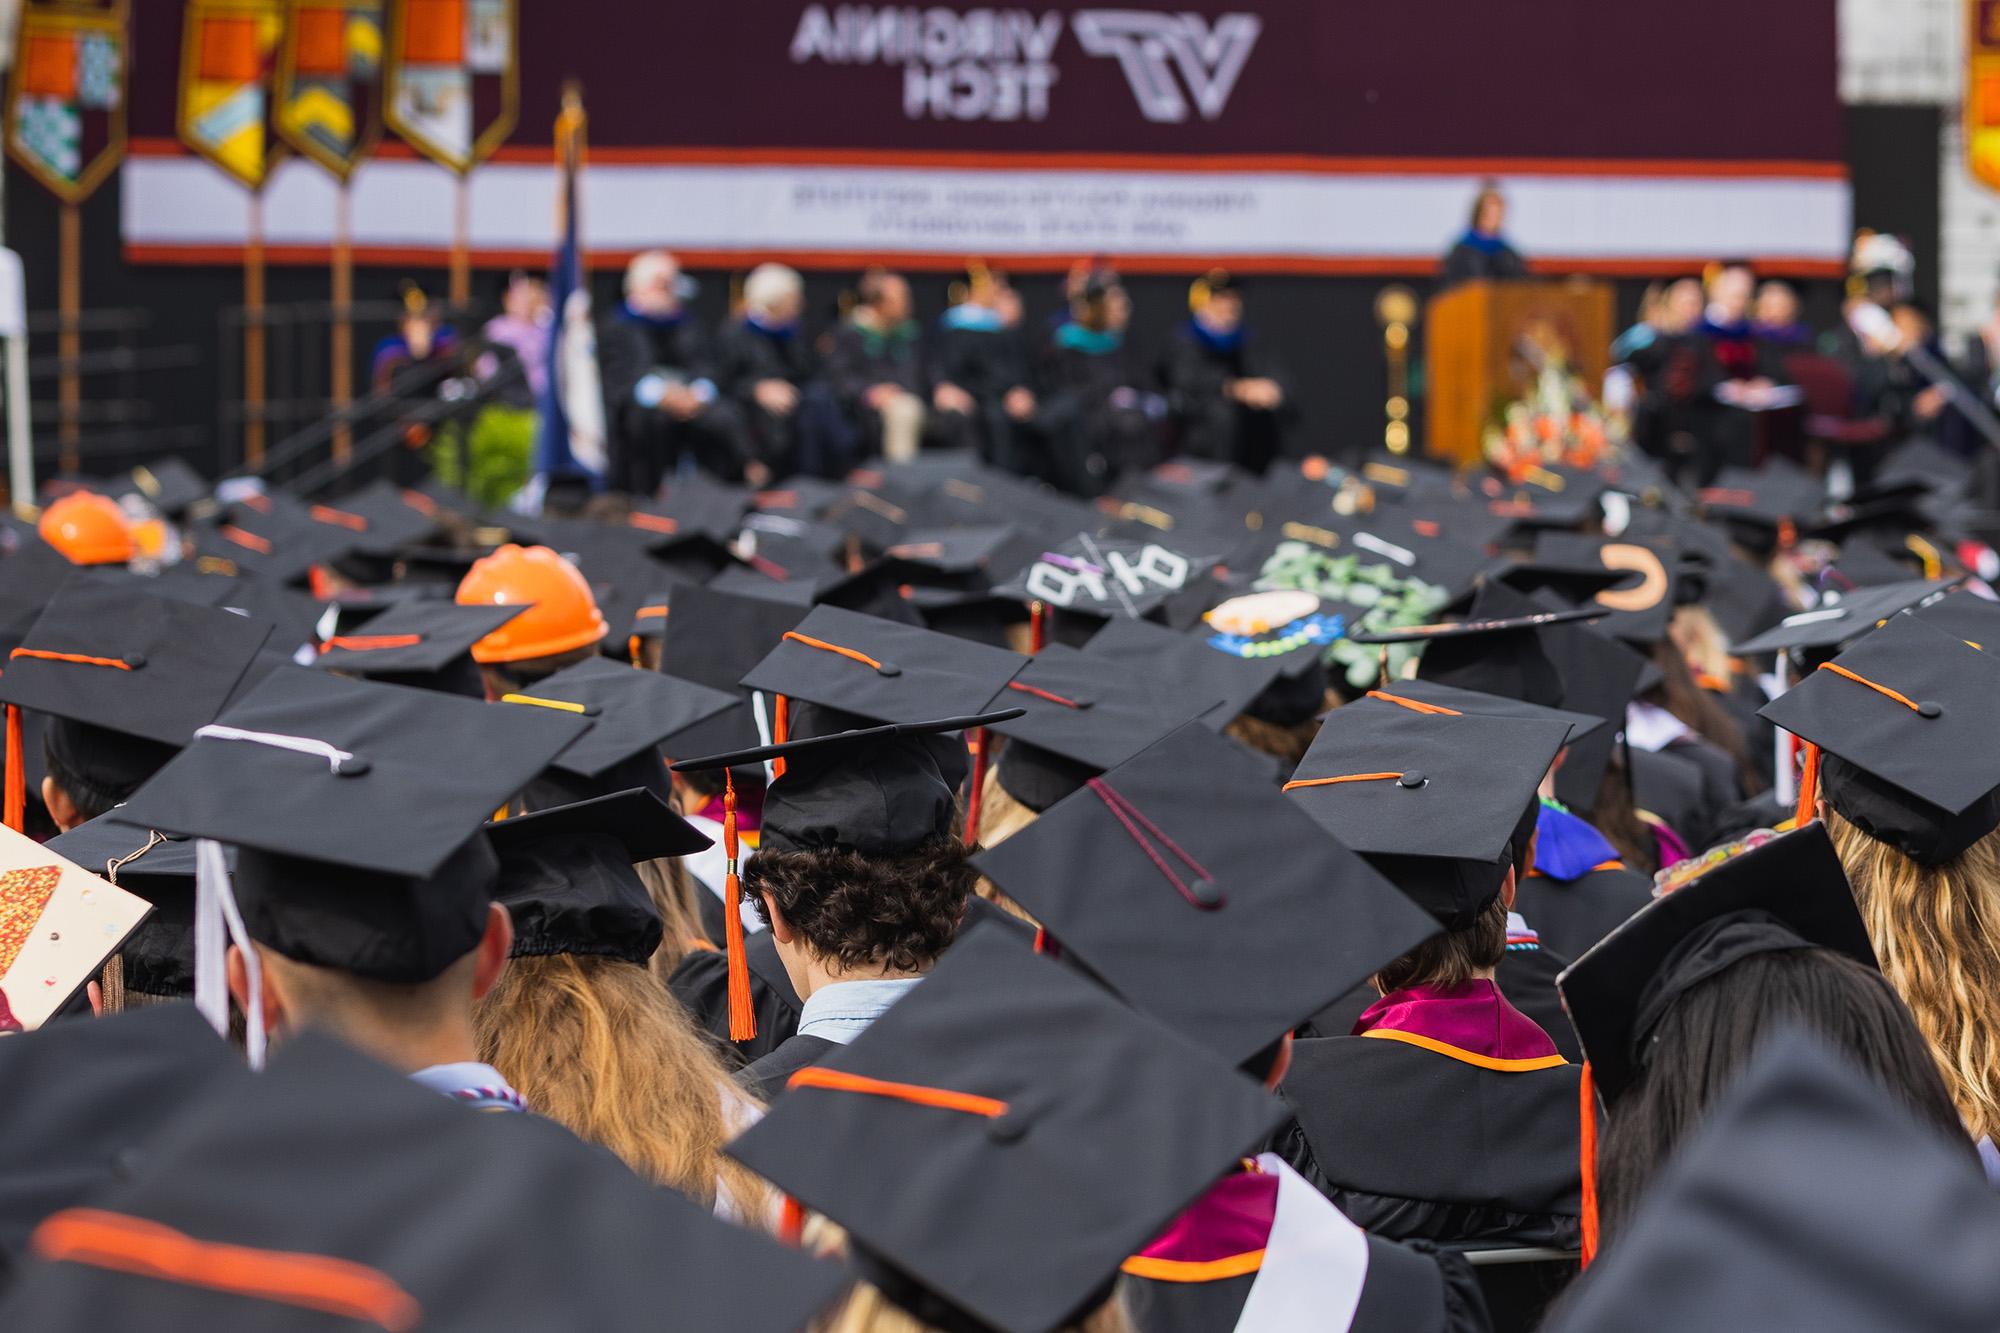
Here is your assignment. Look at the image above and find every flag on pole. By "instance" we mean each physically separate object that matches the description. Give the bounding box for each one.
[528,84,606,501]
[5,1,129,203]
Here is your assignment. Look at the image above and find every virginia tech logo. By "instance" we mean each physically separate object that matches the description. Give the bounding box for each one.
[1071,10,1261,123]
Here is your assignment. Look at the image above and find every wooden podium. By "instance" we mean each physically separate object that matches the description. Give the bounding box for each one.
[1424,279,1615,466]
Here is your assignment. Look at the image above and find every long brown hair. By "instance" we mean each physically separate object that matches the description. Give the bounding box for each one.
[1827,810,2000,1139]
[474,953,773,1220]
[637,855,710,980]
[1646,640,1765,798]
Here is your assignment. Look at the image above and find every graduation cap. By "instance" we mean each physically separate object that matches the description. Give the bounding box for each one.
[1697,463,1825,556]
[0,543,78,652]
[972,724,1436,1066]
[1730,578,1959,657]
[1482,465,1608,531]
[0,819,153,1029]
[1084,614,1285,729]
[1354,581,1600,708]
[989,533,1220,624]
[725,924,1285,1333]
[984,644,1219,812]
[1,1031,850,1331]
[309,480,447,556]
[311,599,526,697]
[879,526,1023,578]
[1910,588,2000,651]
[0,577,277,815]
[1543,1029,2000,1333]
[44,815,210,999]
[487,788,710,965]
[0,1004,242,1283]
[1556,823,1872,1106]
[1286,705,1569,928]
[1532,533,1679,644]
[122,458,211,520]
[1363,679,1606,747]
[655,584,810,758]
[740,605,1027,726]
[1194,590,1353,727]
[1762,615,2000,864]
[624,590,674,651]
[115,666,587,988]
[502,656,736,808]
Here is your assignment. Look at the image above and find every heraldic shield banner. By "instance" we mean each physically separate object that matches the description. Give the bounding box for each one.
[383,0,517,174]
[275,0,384,179]
[5,2,127,203]
[179,0,285,190]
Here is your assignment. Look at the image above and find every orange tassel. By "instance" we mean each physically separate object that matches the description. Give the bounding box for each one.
[723,774,757,1042]
[3,704,23,833]
[628,635,643,667]
[1579,1060,1600,1268]
[778,1197,806,1247]
[963,727,989,845]
[1030,600,1046,652]
[772,694,789,780]
[1794,741,1821,829]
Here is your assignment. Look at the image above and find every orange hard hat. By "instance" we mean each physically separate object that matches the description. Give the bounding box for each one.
[39,492,135,566]
[455,543,607,663]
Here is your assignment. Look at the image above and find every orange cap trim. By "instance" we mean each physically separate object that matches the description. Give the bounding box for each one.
[1364,690,1462,716]
[10,648,135,670]
[786,1066,1009,1118]
[781,630,885,672]
[1816,662,1924,713]
[1282,772,1404,791]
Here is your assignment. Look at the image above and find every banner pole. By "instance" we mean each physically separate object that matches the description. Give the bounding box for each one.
[244,191,267,470]
[57,201,80,474]
[450,173,471,308]
[332,179,353,467]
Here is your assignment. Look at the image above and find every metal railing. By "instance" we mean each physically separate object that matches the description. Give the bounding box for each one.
[21,307,205,479]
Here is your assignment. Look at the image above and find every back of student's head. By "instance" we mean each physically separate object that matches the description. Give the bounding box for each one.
[1596,946,1968,1239]
[746,835,974,975]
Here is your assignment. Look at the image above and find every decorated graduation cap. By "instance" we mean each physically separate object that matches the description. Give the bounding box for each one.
[500,656,736,809]
[1543,1029,2000,1333]
[311,599,527,697]
[990,533,1220,627]
[1533,533,1679,644]
[44,815,210,999]
[1364,678,1606,747]
[1194,590,1351,726]
[0,578,276,830]
[114,666,586,1060]
[973,723,1435,1067]
[1762,615,2000,864]
[1557,823,1872,1108]
[1730,577,1958,657]
[2,1031,850,1331]
[670,709,1022,1043]
[726,925,1286,1333]
[0,819,152,1031]
[1286,704,1568,928]
[741,604,1028,726]
[0,1004,242,1282]
[1084,613,1286,728]
[487,788,710,966]
[984,644,1218,812]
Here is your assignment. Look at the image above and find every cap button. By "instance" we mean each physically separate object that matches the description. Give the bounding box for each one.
[1190,879,1226,909]
[579,703,603,717]
[121,653,147,669]
[1398,771,1428,789]
[1918,701,1943,719]
[334,756,372,778]
[986,1108,1029,1144]
[875,661,902,677]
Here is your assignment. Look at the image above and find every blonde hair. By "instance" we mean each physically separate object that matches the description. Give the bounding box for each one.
[474,953,773,1219]
[637,855,710,981]
[1669,604,1733,687]
[1827,810,2000,1139]
[971,766,1043,925]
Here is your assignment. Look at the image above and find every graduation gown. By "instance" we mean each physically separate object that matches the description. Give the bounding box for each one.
[1514,804,1655,960]
[1034,325,1167,497]
[665,930,804,1071]
[1123,1154,1490,1333]
[739,1033,844,1104]
[712,318,820,475]
[1274,981,1583,1251]
[596,306,748,491]
[931,317,1036,470]
[1157,322,1294,474]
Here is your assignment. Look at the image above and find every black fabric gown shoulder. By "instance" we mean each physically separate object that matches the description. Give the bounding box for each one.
[1274,1037,1582,1250]
[664,928,802,1071]
[1513,867,1655,962]
[739,1033,842,1103]
[1494,942,1581,1065]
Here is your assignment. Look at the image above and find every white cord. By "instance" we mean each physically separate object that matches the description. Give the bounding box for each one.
[193,724,354,773]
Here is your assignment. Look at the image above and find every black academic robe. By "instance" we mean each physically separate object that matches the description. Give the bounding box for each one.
[1626,745,1716,852]
[712,319,820,475]
[596,308,749,491]
[1513,866,1655,963]
[664,929,803,1072]
[1274,1039,1583,1250]
[1034,332,1167,498]
[738,1033,843,1103]
[1440,238,1526,288]
[1157,322,1295,474]
[931,322,1036,471]
[1496,941,1581,1065]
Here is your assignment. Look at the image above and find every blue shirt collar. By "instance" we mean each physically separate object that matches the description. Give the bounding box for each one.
[796,977,924,1045]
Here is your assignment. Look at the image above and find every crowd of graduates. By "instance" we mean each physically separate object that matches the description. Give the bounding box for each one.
[6,253,2000,1330]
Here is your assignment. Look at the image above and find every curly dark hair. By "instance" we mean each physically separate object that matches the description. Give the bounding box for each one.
[744,834,975,974]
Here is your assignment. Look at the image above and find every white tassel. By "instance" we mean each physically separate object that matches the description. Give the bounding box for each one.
[194,837,266,1071]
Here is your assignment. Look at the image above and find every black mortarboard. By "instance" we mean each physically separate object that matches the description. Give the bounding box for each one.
[973,724,1435,1066]
[122,457,212,519]
[1730,578,1958,657]
[487,788,710,964]
[0,542,77,653]
[115,666,586,981]
[726,925,1284,1333]
[503,656,735,807]
[1358,582,1601,709]
[984,644,1218,811]
[990,534,1220,624]
[655,584,809,757]
[145,565,328,655]
[1533,533,1678,644]
[1192,590,1352,726]
[44,815,210,998]
[1910,588,2000,651]
[672,710,1020,856]
[1493,555,1642,606]
[879,526,1022,577]
[1364,678,1606,746]
[1083,614,1285,728]
[1543,1029,2000,1333]
[0,1032,848,1331]
[1484,466,1608,532]
[1286,705,1568,928]
[1762,615,2000,864]
[625,590,674,645]
[1556,823,1872,1105]
[0,1005,242,1284]
[311,599,526,696]
[310,480,447,556]
[1697,463,1824,556]
[740,605,1027,726]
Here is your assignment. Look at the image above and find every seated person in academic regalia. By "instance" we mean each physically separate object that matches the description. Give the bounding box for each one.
[1159,271,1294,476]
[728,925,1290,1333]
[973,722,1493,1333]
[670,711,1009,1103]
[713,263,818,483]
[1439,181,1527,288]
[824,268,930,465]
[473,789,773,1222]
[111,665,587,1111]
[1691,260,1795,481]
[597,249,750,492]
[1559,824,1973,1254]
[1036,266,1167,498]
[454,542,609,698]
[929,263,1040,473]
[1280,704,1585,1249]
